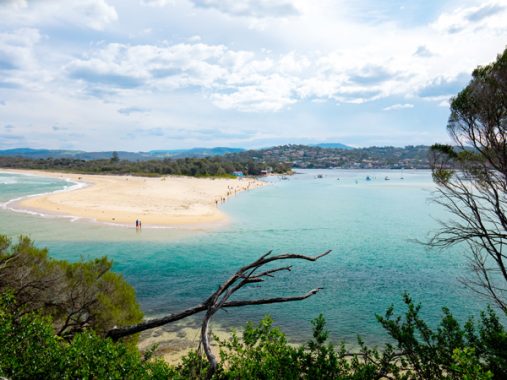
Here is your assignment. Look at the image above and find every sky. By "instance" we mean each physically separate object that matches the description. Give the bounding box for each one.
[0,0,506,151]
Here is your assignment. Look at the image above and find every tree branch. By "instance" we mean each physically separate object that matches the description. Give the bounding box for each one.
[105,249,331,378]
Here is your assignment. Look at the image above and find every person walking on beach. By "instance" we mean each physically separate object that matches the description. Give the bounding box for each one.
[139,220,142,230]
[135,219,139,230]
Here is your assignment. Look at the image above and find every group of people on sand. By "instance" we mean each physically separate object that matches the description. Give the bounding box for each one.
[214,182,256,207]
[135,219,142,230]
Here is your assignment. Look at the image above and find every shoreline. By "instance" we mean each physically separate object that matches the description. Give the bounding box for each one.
[0,169,266,228]
[138,319,234,365]
[137,318,366,365]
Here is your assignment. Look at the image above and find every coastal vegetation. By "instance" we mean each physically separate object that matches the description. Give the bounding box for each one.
[0,235,142,339]
[429,47,507,313]
[0,155,290,177]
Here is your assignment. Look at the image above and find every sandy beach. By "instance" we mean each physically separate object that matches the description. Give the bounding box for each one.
[3,169,265,227]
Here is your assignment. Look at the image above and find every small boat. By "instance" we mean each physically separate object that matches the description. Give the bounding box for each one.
[317,174,323,179]
[385,176,390,181]
[366,176,371,181]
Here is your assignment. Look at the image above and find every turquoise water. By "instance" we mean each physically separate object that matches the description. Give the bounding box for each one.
[0,170,488,345]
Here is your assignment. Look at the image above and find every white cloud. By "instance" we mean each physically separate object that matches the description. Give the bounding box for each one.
[1,26,39,42]
[0,28,48,89]
[1,0,507,148]
[140,0,174,6]
[3,0,28,9]
[432,1,507,34]
[3,0,506,115]
[414,45,433,57]
[438,98,451,107]
[58,26,503,112]
[0,0,118,30]
[64,41,402,111]
[75,0,118,30]
[118,106,150,115]
[383,103,414,111]
[189,0,299,18]
[212,75,297,111]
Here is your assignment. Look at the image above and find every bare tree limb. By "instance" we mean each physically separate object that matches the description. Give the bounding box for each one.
[106,250,331,377]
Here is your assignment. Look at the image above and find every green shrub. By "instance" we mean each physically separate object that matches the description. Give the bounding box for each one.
[0,292,174,380]
[0,235,143,338]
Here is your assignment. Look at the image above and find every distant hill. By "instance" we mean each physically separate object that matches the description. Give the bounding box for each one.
[0,147,244,161]
[0,144,432,169]
[0,149,153,161]
[313,143,353,150]
[0,148,85,159]
[148,147,244,158]
[231,144,431,169]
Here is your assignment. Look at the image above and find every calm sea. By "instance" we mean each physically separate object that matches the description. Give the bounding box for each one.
[0,170,488,345]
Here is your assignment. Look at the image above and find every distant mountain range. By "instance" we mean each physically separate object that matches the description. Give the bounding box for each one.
[0,143,434,170]
[0,147,245,160]
[0,143,353,160]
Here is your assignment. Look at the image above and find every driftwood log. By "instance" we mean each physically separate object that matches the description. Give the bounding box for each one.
[106,249,331,377]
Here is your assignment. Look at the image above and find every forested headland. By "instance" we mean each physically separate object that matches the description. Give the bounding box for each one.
[0,155,290,177]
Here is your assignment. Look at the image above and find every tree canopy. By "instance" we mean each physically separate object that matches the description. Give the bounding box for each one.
[0,154,289,177]
[0,235,142,338]
[430,47,507,313]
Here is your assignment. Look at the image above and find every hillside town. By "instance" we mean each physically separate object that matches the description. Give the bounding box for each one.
[234,144,431,170]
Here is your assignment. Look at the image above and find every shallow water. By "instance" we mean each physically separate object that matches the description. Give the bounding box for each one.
[0,169,488,345]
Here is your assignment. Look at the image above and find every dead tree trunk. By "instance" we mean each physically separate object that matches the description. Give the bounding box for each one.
[106,250,331,377]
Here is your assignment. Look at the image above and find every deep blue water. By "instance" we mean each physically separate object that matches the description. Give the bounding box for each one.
[0,170,488,345]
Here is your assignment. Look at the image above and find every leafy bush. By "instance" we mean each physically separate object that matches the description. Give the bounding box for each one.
[209,295,506,379]
[377,293,507,379]
[1,289,506,379]
[0,235,143,338]
[0,291,174,380]
[216,316,300,379]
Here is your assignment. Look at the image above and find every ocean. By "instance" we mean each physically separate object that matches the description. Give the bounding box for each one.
[0,169,487,346]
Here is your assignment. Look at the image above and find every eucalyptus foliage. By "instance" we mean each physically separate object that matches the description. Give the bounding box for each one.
[0,235,142,338]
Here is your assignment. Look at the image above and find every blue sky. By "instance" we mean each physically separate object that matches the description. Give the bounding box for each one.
[0,0,506,150]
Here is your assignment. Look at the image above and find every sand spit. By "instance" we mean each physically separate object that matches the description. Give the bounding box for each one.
[2,169,265,227]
